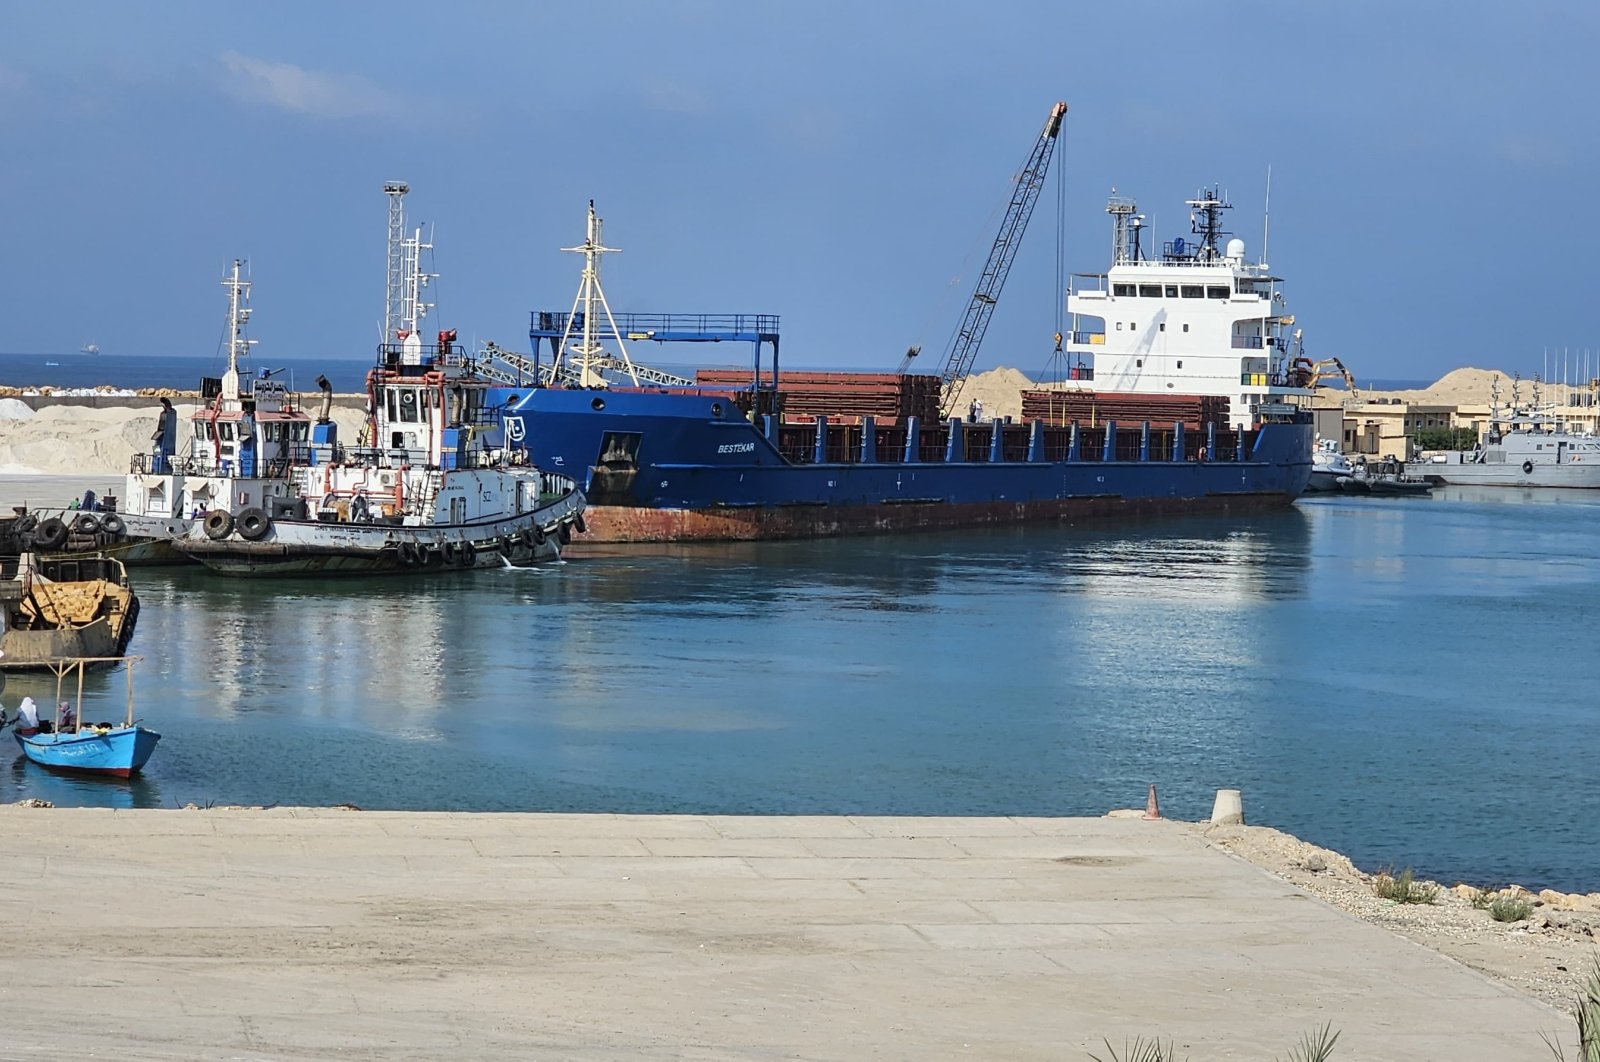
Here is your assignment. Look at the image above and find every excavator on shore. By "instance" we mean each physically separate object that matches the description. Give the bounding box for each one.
[1287,330,1359,403]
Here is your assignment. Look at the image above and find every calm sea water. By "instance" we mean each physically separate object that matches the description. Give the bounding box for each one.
[1,486,1596,892]
[0,352,378,393]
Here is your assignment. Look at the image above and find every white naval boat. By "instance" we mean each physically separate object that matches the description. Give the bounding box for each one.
[1307,437,1357,492]
[1427,375,1600,489]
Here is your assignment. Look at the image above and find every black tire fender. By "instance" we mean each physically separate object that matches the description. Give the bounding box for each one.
[72,512,101,535]
[574,512,587,534]
[397,540,422,567]
[99,513,126,537]
[33,517,69,550]
[236,507,271,541]
[459,541,478,567]
[204,510,234,541]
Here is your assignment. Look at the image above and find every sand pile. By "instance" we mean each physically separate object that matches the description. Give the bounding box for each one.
[1363,367,1510,405]
[955,366,1036,421]
[0,403,369,476]
[0,404,181,476]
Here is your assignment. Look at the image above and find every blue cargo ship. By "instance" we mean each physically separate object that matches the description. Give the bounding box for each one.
[501,186,1315,542]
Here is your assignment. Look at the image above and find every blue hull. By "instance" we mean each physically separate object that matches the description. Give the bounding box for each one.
[506,388,1313,541]
[15,726,161,777]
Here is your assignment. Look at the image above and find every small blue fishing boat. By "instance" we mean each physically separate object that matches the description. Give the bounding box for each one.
[4,657,159,777]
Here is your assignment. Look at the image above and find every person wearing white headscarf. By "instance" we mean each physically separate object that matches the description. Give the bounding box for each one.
[16,696,39,735]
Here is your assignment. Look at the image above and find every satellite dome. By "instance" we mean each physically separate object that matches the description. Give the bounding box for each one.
[1226,238,1246,260]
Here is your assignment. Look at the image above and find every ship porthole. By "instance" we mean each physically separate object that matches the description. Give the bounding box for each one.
[710,402,724,418]
[1523,460,1534,474]
[591,397,606,411]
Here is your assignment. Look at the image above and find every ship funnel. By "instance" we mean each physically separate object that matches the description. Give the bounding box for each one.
[315,374,333,424]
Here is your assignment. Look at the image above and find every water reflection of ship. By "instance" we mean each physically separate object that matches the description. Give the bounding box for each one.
[1052,507,1313,603]
[147,572,458,727]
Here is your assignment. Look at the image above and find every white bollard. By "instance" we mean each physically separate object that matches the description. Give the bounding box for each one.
[1210,788,1245,826]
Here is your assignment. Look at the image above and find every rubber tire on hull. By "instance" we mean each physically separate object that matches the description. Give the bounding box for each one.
[458,541,478,568]
[397,541,423,567]
[32,517,68,551]
[442,541,461,566]
[72,512,101,535]
[204,510,234,540]
[99,513,126,537]
[558,522,572,545]
[236,507,271,541]
[574,513,587,534]
[422,546,446,569]
[15,513,38,535]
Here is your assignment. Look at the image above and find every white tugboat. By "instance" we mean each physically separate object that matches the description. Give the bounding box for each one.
[172,182,584,576]
[15,259,306,564]
[1426,374,1600,488]
[1059,188,1314,431]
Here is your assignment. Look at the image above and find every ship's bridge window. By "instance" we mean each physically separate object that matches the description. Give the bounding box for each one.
[291,422,308,441]
[1183,323,1190,332]
[1181,285,1203,298]
[1138,284,1162,297]
[1207,286,1230,299]
[219,422,235,441]
[1165,285,1178,297]
[398,388,420,423]
[1113,283,1135,297]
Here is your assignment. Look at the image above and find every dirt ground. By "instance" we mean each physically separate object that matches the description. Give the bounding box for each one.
[1192,822,1600,1014]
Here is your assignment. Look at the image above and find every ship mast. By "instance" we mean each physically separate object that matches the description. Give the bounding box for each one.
[220,258,255,402]
[398,223,436,365]
[384,181,409,343]
[555,201,639,388]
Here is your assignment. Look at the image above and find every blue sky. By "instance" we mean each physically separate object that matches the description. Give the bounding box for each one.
[2,1,1595,383]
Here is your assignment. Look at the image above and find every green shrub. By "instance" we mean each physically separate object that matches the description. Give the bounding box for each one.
[1490,895,1534,923]
[1542,953,1600,1060]
[1373,867,1438,905]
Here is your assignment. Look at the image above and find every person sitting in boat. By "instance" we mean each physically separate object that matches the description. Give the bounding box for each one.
[13,696,40,737]
[57,701,76,733]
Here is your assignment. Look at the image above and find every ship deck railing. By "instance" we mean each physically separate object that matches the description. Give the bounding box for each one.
[768,420,1259,467]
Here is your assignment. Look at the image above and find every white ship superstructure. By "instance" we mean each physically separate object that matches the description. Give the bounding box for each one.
[1062,189,1312,430]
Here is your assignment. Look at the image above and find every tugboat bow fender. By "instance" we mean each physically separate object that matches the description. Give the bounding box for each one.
[32,517,69,550]
[236,508,272,541]
[203,510,234,541]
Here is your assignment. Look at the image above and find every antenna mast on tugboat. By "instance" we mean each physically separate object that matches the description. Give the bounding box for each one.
[554,201,639,388]
[221,258,255,401]
[383,181,409,343]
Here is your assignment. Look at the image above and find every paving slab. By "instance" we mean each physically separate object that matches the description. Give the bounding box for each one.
[0,808,1562,1060]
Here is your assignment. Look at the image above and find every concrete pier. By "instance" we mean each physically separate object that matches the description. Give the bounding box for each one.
[0,809,1558,1059]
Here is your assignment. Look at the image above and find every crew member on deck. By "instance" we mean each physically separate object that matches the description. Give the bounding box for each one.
[152,396,178,474]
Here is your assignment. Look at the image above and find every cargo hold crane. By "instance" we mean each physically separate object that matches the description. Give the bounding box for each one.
[936,101,1067,416]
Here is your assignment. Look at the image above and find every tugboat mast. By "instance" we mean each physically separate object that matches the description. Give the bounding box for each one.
[383,181,409,343]
[220,258,254,402]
